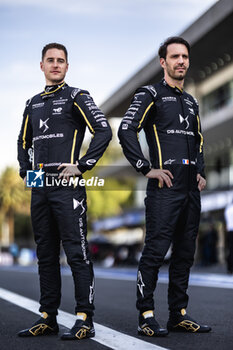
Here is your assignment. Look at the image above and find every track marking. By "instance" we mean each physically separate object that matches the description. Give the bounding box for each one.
[1,265,232,289]
[93,269,233,289]
[158,273,233,289]
[0,287,168,350]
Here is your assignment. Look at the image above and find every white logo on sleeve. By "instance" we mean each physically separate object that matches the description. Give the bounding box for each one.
[28,148,34,163]
[39,118,49,133]
[86,159,96,166]
[136,160,143,168]
[122,123,128,130]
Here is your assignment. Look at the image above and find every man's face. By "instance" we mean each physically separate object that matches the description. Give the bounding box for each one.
[160,43,189,81]
[40,48,68,85]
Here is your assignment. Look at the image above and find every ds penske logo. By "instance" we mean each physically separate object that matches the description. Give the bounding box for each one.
[73,198,86,214]
[179,114,189,130]
[39,118,49,133]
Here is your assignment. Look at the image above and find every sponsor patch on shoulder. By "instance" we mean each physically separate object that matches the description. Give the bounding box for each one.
[193,97,199,106]
[184,98,193,107]
[71,88,82,99]
[26,98,32,107]
[142,85,157,98]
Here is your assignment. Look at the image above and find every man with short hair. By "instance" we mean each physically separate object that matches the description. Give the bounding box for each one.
[17,43,112,340]
[118,36,211,336]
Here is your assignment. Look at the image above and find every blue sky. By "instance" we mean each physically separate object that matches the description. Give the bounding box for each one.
[0,0,218,171]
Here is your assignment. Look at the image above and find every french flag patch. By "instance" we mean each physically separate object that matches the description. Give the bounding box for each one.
[182,159,189,165]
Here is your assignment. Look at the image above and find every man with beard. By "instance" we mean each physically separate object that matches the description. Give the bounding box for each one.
[118,37,211,336]
[17,43,112,340]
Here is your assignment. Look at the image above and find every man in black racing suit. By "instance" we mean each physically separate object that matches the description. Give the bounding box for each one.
[118,37,211,336]
[17,43,112,340]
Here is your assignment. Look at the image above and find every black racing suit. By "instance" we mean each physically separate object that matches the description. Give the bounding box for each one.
[18,82,112,316]
[118,79,205,313]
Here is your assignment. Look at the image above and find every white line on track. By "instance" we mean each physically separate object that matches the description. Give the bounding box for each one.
[94,270,233,289]
[1,266,232,289]
[0,287,168,350]
[159,273,233,289]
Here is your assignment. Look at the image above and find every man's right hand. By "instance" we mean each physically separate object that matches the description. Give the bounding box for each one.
[145,169,173,188]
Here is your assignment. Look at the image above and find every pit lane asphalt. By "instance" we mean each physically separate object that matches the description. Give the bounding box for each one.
[0,265,232,350]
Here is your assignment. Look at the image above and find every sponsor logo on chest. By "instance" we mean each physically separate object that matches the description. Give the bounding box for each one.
[53,98,68,106]
[52,107,63,115]
[162,96,177,102]
[32,102,45,109]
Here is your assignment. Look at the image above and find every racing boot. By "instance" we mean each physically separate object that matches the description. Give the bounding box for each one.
[61,312,95,340]
[138,310,168,337]
[18,312,59,337]
[167,309,211,333]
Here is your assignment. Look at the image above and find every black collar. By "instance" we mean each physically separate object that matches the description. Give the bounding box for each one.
[41,82,67,97]
[162,79,183,95]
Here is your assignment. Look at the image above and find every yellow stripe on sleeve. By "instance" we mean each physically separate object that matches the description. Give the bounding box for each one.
[138,102,154,129]
[153,124,162,169]
[22,114,29,149]
[197,115,204,153]
[74,102,95,134]
[70,129,78,164]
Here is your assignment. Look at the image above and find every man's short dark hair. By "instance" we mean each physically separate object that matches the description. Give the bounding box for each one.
[158,37,190,59]
[42,43,68,61]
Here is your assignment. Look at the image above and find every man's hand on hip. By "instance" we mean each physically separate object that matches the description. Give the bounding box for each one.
[145,168,173,188]
[197,173,206,192]
[58,162,82,181]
